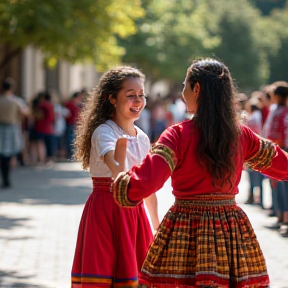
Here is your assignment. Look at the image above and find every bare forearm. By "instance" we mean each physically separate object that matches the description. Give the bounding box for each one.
[144,193,160,231]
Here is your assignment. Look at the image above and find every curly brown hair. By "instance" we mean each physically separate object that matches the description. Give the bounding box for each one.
[74,66,145,170]
[187,58,239,188]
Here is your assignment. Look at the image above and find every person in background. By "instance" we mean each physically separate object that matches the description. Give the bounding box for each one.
[244,96,265,207]
[52,93,70,161]
[33,91,55,164]
[168,94,187,124]
[258,87,272,126]
[113,58,288,287]
[150,99,169,143]
[235,92,248,124]
[71,66,159,288]
[65,91,85,160]
[135,96,152,138]
[0,78,29,188]
[262,85,288,237]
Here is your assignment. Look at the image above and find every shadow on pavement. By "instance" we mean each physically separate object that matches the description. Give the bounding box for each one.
[0,163,92,206]
[0,269,49,288]
[0,215,31,230]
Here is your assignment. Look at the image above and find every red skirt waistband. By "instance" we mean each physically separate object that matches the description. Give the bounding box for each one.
[92,177,113,193]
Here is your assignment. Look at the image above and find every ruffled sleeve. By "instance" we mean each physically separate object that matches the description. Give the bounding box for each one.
[242,125,288,180]
[113,126,179,207]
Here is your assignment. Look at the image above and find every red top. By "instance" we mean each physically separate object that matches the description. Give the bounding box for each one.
[65,100,80,126]
[34,100,54,135]
[264,105,288,149]
[122,120,288,202]
[261,106,269,126]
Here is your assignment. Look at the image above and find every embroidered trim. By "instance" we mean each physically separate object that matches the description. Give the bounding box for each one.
[112,172,140,207]
[150,143,177,172]
[71,273,139,287]
[245,137,276,170]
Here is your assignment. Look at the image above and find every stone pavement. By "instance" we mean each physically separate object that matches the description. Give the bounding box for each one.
[0,163,288,288]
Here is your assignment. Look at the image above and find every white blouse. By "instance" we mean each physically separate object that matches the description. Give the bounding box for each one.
[89,119,150,177]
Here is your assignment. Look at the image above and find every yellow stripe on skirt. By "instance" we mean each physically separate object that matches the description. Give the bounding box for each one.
[140,194,269,288]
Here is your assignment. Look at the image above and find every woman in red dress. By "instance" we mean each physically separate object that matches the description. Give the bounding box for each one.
[113,58,288,288]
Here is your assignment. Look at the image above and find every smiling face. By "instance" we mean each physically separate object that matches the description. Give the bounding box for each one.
[111,77,146,122]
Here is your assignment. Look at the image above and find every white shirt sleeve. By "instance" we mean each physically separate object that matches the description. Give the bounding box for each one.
[92,124,116,160]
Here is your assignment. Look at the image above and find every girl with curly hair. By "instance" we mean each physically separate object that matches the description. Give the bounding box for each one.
[71,66,159,288]
[113,58,288,287]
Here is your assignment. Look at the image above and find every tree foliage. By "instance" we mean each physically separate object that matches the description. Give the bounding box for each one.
[266,5,288,82]
[120,0,274,91]
[205,0,264,91]
[120,0,220,83]
[0,0,144,70]
[0,0,287,89]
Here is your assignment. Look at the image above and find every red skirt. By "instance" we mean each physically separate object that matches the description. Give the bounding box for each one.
[71,177,153,288]
[141,195,269,288]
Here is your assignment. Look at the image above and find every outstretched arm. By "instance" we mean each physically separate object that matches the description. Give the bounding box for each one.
[113,144,175,207]
[243,126,288,180]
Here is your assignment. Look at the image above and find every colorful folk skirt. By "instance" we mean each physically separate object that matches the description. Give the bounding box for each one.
[140,194,269,288]
[71,177,153,288]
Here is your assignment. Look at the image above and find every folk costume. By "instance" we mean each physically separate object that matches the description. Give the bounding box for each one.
[113,120,288,288]
[71,120,153,288]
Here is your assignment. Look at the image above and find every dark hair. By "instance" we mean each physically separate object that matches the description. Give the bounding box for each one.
[250,104,260,112]
[274,86,288,100]
[2,77,16,91]
[72,91,82,99]
[74,66,145,169]
[187,58,239,188]
[44,91,52,101]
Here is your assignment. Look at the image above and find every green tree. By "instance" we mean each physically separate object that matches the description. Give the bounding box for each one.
[266,6,288,82]
[248,0,286,15]
[208,0,264,91]
[119,0,220,84]
[120,0,270,91]
[0,0,144,71]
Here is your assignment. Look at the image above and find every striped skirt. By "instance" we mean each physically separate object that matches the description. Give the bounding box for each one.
[140,194,269,288]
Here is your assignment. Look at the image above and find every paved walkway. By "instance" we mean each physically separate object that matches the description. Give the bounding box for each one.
[0,163,288,288]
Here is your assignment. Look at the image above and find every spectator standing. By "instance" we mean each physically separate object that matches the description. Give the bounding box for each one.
[135,96,152,138]
[150,99,168,143]
[52,93,70,160]
[263,85,288,236]
[65,91,84,159]
[244,97,265,207]
[34,91,55,164]
[0,78,28,188]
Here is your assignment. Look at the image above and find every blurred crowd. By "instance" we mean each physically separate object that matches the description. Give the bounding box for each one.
[0,77,86,188]
[236,81,288,238]
[1,77,288,238]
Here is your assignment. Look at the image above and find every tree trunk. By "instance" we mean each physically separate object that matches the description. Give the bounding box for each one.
[0,46,22,71]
